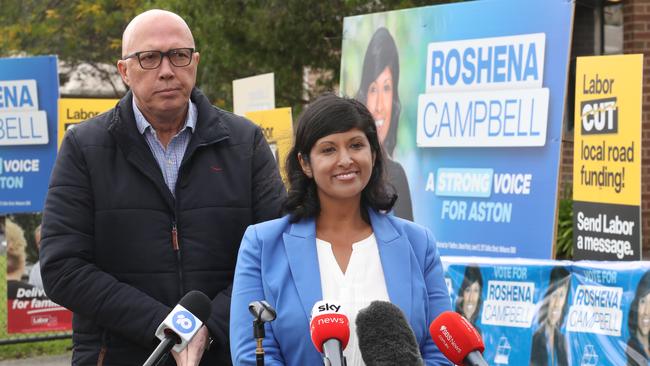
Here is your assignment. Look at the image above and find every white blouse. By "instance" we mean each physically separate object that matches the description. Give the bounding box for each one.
[316,233,390,366]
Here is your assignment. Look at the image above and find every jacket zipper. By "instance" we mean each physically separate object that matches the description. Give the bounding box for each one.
[172,220,184,297]
[172,138,226,298]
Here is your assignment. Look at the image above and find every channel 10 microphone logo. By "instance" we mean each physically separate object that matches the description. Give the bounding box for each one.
[172,310,197,334]
[580,97,618,135]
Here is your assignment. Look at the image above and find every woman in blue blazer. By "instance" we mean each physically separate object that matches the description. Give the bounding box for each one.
[230,94,451,365]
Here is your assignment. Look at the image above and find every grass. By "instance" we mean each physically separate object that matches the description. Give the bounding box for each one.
[0,255,72,360]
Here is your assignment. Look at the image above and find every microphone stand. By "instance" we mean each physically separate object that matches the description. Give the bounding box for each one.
[253,319,265,366]
[249,300,277,366]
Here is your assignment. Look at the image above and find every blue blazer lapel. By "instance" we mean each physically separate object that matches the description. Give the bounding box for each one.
[283,217,323,319]
[370,210,413,322]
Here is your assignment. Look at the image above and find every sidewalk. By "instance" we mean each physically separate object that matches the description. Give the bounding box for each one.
[0,353,71,366]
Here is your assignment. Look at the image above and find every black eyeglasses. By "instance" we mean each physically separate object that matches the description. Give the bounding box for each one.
[122,48,196,69]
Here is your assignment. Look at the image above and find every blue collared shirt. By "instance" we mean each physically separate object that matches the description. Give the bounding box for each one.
[133,98,197,195]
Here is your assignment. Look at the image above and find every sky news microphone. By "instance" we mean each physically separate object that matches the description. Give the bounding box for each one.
[143,290,212,366]
[310,300,350,366]
[355,301,423,366]
[429,311,488,366]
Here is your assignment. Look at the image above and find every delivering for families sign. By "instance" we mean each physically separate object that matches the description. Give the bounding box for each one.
[4,215,72,334]
[340,0,574,259]
[0,56,59,213]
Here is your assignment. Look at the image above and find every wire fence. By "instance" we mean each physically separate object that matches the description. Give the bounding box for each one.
[0,332,71,346]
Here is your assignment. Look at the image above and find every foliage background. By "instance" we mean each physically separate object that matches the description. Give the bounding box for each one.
[0,0,459,112]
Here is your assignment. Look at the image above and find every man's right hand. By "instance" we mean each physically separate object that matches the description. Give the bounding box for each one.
[171,325,209,366]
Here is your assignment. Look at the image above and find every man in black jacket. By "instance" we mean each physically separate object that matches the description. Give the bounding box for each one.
[40,9,286,366]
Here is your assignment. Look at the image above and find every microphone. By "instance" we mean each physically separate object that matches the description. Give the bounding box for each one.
[355,301,423,366]
[249,300,277,324]
[429,311,488,366]
[248,300,277,366]
[310,300,350,366]
[143,290,212,366]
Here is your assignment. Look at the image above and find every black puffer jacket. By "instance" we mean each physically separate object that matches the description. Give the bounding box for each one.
[40,88,286,365]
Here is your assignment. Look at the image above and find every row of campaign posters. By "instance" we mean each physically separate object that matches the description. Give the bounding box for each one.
[444,257,650,366]
[0,0,646,364]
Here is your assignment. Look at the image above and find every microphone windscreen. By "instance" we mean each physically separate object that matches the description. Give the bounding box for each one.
[178,290,212,323]
[355,301,423,366]
[429,311,484,365]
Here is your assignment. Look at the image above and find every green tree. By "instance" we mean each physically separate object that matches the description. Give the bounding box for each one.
[0,0,145,96]
[0,0,460,109]
[162,0,459,111]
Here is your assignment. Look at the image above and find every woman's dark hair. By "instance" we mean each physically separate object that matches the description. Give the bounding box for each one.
[455,265,483,325]
[628,270,650,340]
[283,94,396,222]
[537,266,571,327]
[355,27,401,157]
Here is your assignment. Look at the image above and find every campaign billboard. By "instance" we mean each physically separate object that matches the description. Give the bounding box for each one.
[340,0,574,258]
[572,54,643,261]
[0,56,59,213]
